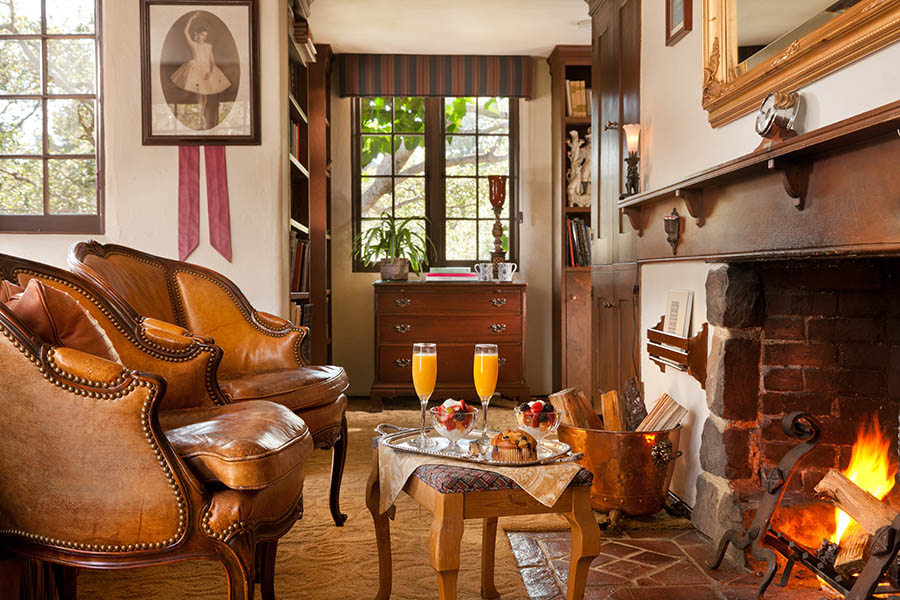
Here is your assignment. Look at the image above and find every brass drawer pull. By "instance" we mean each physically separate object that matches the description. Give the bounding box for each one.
[498,357,507,366]
[393,324,412,333]
[394,358,412,367]
[394,298,411,307]
[489,323,507,333]
[490,297,507,307]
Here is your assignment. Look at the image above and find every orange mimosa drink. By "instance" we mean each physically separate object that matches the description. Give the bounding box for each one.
[473,353,498,398]
[413,352,437,398]
[411,343,437,448]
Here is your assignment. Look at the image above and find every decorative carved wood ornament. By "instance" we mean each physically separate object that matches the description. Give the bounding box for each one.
[701,0,900,127]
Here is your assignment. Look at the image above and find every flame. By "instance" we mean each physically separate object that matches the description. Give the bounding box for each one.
[831,415,897,544]
[643,433,657,445]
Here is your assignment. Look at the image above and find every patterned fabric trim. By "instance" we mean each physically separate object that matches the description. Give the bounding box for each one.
[413,464,593,494]
[337,54,533,98]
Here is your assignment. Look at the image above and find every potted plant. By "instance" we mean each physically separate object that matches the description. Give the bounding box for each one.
[353,212,432,281]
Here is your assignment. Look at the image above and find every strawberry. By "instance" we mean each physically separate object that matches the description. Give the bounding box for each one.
[529,400,543,414]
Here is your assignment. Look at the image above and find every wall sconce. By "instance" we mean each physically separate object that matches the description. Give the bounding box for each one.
[663,208,681,255]
[622,123,641,197]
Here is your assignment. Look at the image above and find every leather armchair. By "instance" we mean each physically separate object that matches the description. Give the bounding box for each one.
[0,256,314,600]
[68,241,351,526]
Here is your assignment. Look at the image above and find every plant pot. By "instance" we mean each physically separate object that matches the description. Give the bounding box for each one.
[379,258,410,281]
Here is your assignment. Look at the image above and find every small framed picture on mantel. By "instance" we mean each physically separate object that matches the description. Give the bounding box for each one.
[666,0,692,47]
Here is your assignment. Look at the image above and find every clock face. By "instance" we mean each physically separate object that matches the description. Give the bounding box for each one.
[755,93,777,137]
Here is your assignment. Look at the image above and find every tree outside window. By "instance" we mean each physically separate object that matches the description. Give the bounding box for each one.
[353,95,517,270]
[0,0,102,233]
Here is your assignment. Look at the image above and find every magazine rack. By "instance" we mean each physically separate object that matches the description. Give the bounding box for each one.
[647,316,708,389]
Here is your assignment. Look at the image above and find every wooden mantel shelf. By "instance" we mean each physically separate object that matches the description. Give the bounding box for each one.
[618,99,900,235]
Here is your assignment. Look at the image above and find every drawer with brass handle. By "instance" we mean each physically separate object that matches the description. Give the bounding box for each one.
[394,297,411,307]
[393,358,412,367]
[490,297,507,307]
[379,315,520,342]
[489,323,507,333]
[377,290,521,314]
[393,323,412,333]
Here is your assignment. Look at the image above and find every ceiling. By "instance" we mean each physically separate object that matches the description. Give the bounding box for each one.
[308,0,591,57]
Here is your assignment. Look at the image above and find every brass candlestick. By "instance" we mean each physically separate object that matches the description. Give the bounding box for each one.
[487,175,508,268]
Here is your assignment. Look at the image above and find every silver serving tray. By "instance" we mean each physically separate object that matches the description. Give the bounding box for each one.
[376,424,579,467]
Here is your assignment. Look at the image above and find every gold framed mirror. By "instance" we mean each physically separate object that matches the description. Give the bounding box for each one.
[702,0,900,127]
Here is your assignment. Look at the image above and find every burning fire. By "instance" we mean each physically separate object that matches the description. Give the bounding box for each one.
[831,415,897,544]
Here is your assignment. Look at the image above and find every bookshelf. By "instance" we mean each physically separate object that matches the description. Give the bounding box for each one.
[285,0,332,364]
[549,45,593,395]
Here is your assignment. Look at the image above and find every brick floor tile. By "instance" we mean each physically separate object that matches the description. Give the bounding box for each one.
[550,559,569,586]
[637,559,715,586]
[590,553,617,568]
[673,529,711,546]
[582,586,625,599]
[599,541,641,558]
[629,550,680,567]
[599,559,649,582]
[623,529,688,539]
[619,539,683,557]
[619,586,720,599]
[585,568,631,587]
[540,538,572,559]
[509,533,547,568]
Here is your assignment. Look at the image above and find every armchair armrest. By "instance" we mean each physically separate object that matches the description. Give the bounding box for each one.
[173,269,309,374]
[0,330,197,554]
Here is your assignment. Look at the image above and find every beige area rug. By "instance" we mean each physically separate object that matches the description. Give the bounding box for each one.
[76,408,544,599]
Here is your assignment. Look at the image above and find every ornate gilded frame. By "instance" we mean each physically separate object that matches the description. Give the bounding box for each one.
[702,0,900,127]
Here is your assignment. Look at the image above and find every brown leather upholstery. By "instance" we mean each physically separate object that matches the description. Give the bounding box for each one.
[220,365,349,411]
[3,279,119,362]
[0,255,314,599]
[161,401,313,490]
[69,241,352,526]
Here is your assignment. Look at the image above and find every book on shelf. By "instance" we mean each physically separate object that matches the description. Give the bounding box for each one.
[289,302,303,327]
[424,272,477,281]
[566,218,576,267]
[428,267,472,274]
[290,239,309,292]
[566,217,592,267]
[664,289,694,339]
[566,80,590,118]
[565,80,573,116]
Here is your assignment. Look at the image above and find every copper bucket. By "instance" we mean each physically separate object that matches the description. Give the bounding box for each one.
[558,424,682,516]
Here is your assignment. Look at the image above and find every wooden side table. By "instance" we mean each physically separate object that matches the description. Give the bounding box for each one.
[365,449,601,600]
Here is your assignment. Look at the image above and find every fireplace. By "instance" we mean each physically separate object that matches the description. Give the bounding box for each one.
[692,258,900,594]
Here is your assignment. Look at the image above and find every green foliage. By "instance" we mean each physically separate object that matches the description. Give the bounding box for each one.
[353,212,434,273]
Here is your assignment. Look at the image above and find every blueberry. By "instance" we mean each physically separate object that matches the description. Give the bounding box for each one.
[542,402,555,413]
[518,403,530,412]
[538,413,549,423]
[454,412,466,422]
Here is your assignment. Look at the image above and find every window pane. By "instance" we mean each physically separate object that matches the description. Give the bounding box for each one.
[361,177,392,218]
[478,220,508,261]
[361,97,392,134]
[478,97,509,134]
[445,135,476,176]
[48,99,95,154]
[47,39,96,94]
[46,0,95,34]
[445,97,476,134]
[445,219,477,261]
[0,100,42,154]
[446,177,476,218]
[394,135,425,177]
[0,0,41,34]
[394,177,425,218]
[361,135,392,176]
[393,97,424,133]
[478,178,509,218]
[0,40,41,95]
[0,159,42,214]
[478,136,509,175]
[49,158,96,214]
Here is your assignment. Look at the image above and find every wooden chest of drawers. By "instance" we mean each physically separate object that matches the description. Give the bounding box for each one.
[370,281,531,410]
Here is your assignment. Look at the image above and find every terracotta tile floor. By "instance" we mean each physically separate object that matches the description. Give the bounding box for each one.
[507,528,831,600]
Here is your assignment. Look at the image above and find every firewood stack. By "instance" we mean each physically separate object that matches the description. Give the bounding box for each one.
[551,383,687,433]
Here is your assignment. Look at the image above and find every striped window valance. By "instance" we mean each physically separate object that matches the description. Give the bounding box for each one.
[337,54,533,98]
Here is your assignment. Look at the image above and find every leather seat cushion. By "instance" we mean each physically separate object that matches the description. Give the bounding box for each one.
[161,401,314,490]
[1,279,119,362]
[219,365,349,412]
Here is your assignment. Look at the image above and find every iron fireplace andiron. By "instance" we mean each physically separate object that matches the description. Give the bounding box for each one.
[708,412,900,599]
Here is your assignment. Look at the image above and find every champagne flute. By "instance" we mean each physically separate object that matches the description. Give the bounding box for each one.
[411,343,437,449]
[473,343,499,450]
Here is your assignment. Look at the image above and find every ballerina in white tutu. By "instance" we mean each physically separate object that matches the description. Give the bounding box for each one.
[170,12,232,129]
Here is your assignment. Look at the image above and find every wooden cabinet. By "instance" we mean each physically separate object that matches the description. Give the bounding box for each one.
[370,281,531,410]
[592,263,639,398]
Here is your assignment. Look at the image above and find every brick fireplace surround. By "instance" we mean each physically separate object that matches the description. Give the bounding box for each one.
[693,259,900,546]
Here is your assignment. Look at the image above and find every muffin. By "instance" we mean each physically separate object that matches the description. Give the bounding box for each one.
[490,429,537,463]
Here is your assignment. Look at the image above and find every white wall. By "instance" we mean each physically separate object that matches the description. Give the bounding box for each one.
[332,57,555,397]
[0,0,287,316]
[639,2,900,504]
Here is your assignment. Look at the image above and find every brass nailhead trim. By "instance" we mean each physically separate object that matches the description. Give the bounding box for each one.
[0,324,186,553]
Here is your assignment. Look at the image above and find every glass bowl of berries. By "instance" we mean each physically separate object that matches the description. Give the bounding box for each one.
[514,400,560,450]
[431,399,480,454]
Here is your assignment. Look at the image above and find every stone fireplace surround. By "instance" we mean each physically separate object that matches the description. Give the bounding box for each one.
[692,258,900,549]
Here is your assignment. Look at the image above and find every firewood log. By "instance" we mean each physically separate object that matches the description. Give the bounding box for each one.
[549,388,580,427]
[600,390,625,431]
[814,470,896,535]
[574,390,604,430]
[834,521,871,577]
[635,393,688,432]
[622,377,647,431]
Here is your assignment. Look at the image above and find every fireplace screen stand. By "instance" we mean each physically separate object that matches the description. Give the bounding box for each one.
[708,412,900,599]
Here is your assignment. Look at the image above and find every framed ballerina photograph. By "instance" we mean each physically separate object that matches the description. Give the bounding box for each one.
[140,0,260,144]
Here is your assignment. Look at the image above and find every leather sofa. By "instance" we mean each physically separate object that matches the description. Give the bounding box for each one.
[68,241,351,526]
[0,254,314,600]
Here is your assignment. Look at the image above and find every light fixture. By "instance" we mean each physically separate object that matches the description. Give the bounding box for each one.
[621,123,641,197]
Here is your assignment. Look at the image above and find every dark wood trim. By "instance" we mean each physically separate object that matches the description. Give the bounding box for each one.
[0,214,103,234]
[139,0,261,146]
[665,0,691,47]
